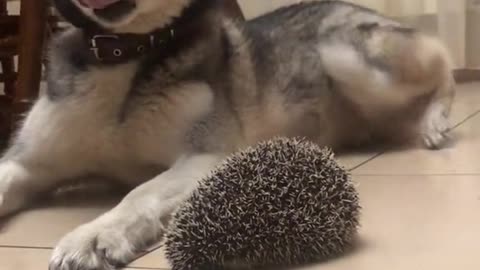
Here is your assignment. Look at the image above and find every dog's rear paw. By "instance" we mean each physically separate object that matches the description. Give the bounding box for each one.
[50,223,137,270]
[421,103,452,149]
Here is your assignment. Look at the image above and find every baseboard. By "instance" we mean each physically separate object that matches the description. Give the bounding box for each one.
[454,69,480,83]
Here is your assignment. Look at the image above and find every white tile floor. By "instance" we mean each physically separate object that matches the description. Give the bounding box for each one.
[1,83,479,269]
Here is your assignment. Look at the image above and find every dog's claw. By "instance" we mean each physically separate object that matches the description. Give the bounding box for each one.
[421,104,452,149]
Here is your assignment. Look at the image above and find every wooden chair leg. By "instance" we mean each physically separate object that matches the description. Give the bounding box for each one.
[1,56,16,97]
[0,0,6,14]
[14,0,48,125]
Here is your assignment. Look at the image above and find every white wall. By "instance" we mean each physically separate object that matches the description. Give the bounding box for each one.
[237,0,472,68]
[237,0,438,19]
[237,0,301,19]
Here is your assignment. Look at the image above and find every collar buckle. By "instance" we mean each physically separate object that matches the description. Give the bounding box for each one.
[149,29,175,47]
[90,34,120,60]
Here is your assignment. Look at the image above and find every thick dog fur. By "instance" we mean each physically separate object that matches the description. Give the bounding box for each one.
[0,0,455,269]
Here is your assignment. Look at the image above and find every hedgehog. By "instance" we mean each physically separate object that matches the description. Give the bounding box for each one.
[165,137,361,270]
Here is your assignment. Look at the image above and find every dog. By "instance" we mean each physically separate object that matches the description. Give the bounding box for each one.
[0,0,454,269]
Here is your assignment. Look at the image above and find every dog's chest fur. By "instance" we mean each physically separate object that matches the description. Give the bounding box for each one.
[41,24,236,181]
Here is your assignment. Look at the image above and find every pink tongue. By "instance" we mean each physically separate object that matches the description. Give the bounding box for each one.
[79,0,122,9]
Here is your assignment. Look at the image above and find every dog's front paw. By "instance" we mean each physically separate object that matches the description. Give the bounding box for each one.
[421,103,452,149]
[0,162,30,217]
[49,223,137,270]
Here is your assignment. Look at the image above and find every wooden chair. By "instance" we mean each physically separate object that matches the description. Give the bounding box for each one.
[0,0,48,143]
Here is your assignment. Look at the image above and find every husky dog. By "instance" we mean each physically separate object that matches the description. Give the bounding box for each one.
[0,0,454,269]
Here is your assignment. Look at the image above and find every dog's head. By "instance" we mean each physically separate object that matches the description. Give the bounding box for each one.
[54,0,194,33]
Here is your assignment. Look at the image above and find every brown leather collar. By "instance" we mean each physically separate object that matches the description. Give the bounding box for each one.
[84,27,176,64]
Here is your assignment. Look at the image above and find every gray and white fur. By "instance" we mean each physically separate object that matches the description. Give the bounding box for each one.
[0,0,455,269]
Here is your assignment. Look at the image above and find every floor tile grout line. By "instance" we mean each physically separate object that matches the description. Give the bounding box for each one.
[0,244,53,250]
[352,173,480,177]
[452,110,480,129]
[131,243,165,265]
[349,152,384,172]
[350,110,480,172]
[0,245,170,270]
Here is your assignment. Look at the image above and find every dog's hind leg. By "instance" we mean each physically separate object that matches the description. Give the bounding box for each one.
[49,153,222,270]
[415,39,456,148]
[319,26,455,148]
